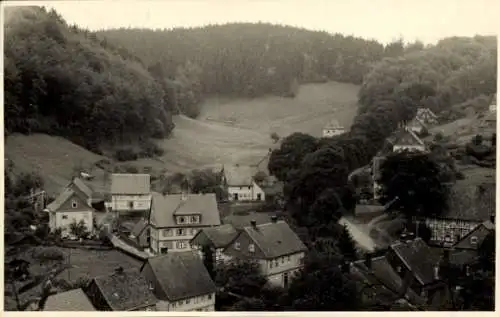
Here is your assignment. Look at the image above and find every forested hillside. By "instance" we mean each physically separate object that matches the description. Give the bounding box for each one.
[4,6,174,151]
[97,25,417,118]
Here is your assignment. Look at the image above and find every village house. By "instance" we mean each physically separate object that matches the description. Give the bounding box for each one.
[128,218,150,249]
[110,173,152,214]
[407,116,428,135]
[322,119,345,138]
[43,288,96,311]
[421,182,495,247]
[85,267,158,311]
[149,192,221,254]
[141,251,217,311]
[45,182,95,237]
[190,224,239,263]
[221,165,265,202]
[223,217,307,288]
[389,127,427,153]
[415,108,439,125]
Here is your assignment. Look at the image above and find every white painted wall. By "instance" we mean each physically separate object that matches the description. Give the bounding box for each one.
[227,181,265,201]
[51,210,93,236]
[150,226,204,253]
[393,145,426,153]
[322,128,345,138]
[155,293,215,311]
[111,194,152,212]
[259,252,304,287]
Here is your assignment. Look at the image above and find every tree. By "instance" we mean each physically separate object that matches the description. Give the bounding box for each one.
[215,260,268,299]
[270,132,280,143]
[268,132,318,181]
[337,225,357,261]
[378,151,448,221]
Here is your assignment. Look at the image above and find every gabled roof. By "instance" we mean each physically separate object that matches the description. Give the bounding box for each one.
[390,238,442,286]
[91,268,157,311]
[324,119,344,130]
[144,251,216,301]
[417,108,438,119]
[46,188,77,212]
[452,220,495,250]
[149,192,221,228]
[44,288,96,311]
[70,177,93,199]
[111,174,151,195]
[391,128,425,147]
[223,165,256,186]
[242,220,307,258]
[193,224,239,249]
[407,117,428,130]
[223,212,274,229]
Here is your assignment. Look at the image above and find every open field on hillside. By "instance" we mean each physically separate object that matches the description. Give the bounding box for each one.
[5,81,360,195]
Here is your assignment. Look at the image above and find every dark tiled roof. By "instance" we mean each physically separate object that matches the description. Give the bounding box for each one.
[223,212,274,229]
[145,251,216,301]
[150,192,220,228]
[111,174,151,195]
[443,182,495,221]
[198,224,239,249]
[390,238,442,286]
[243,220,307,258]
[92,268,157,311]
[453,220,495,250]
[46,188,75,211]
[131,218,149,237]
[44,288,96,311]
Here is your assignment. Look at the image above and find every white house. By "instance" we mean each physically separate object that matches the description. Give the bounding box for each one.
[46,187,94,237]
[149,192,221,254]
[222,165,265,201]
[223,218,307,288]
[322,119,345,138]
[110,174,152,214]
[141,252,217,311]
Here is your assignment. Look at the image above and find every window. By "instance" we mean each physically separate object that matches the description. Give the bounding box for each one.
[470,236,478,244]
[281,257,285,264]
[185,298,190,304]
[62,215,68,220]
[149,282,154,291]
[177,241,187,249]
[191,215,200,223]
[248,186,251,190]
[234,242,241,250]
[177,229,185,236]
[248,244,255,252]
[128,201,134,209]
[71,200,78,208]
[287,255,291,262]
[396,266,402,273]
[208,294,212,300]
[179,216,185,223]
[270,261,274,268]
[163,229,172,237]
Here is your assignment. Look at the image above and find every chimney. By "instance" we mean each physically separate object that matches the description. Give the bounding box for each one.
[250,220,257,228]
[364,253,372,269]
[271,215,278,223]
[115,266,124,274]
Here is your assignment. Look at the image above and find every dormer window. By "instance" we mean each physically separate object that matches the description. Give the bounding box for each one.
[234,242,241,250]
[71,200,78,208]
[248,244,255,252]
[470,236,478,244]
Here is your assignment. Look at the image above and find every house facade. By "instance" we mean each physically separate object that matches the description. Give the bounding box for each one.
[190,224,239,263]
[322,119,345,138]
[110,174,152,214]
[222,165,265,202]
[46,188,94,237]
[415,108,438,125]
[149,192,221,254]
[141,252,216,311]
[223,218,307,288]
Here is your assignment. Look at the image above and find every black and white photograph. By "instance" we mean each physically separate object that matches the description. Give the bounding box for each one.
[2,0,497,312]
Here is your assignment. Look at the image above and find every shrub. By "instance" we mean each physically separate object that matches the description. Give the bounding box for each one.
[32,246,65,262]
[113,148,138,162]
[139,140,164,158]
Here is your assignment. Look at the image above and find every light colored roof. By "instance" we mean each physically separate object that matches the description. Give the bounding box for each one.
[46,188,75,212]
[111,174,150,195]
[223,165,256,186]
[71,177,93,199]
[44,288,96,311]
[243,220,307,258]
[324,119,343,130]
[145,251,217,301]
[150,192,221,228]
[417,108,437,119]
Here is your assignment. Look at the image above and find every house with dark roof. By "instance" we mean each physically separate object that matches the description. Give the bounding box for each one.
[85,267,157,311]
[221,165,265,202]
[110,173,152,214]
[43,288,96,311]
[415,108,438,125]
[45,187,95,237]
[322,119,345,138]
[385,238,447,299]
[149,192,221,254]
[67,177,93,206]
[423,182,495,246]
[190,224,239,263]
[390,127,427,153]
[140,251,217,311]
[223,218,307,288]
[129,218,150,249]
